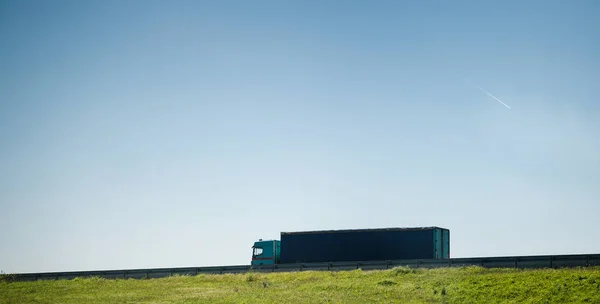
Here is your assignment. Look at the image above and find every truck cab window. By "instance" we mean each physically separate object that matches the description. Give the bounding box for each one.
[253,247,263,256]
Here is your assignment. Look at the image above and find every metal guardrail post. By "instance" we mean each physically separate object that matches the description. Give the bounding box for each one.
[586,255,590,267]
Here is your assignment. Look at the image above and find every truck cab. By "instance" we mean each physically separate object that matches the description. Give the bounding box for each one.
[251,239,280,266]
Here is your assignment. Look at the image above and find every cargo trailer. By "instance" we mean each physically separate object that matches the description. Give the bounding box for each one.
[251,226,449,266]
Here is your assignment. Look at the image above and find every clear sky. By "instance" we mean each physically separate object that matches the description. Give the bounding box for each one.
[1,0,599,273]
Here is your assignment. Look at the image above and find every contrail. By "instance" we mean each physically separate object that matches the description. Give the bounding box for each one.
[471,83,512,110]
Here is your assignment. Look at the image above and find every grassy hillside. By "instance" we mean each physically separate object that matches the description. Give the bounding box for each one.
[2,266,600,303]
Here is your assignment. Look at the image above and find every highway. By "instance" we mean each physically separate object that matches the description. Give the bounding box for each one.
[6,253,600,282]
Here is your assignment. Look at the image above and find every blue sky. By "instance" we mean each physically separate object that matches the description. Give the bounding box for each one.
[1,0,599,273]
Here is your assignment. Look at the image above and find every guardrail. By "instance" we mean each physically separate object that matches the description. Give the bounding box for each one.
[6,253,600,282]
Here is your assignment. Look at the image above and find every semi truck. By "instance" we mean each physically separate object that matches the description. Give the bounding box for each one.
[251,226,450,266]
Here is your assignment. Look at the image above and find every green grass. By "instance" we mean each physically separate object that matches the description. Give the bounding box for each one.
[2,266,600,303]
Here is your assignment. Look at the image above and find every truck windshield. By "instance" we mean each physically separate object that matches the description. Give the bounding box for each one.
[253,247,263,257]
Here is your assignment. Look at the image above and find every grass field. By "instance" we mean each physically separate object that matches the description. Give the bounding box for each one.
[2,266,600,303]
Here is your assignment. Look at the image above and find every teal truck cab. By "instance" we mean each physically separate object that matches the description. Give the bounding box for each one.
[251,239,280,265]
